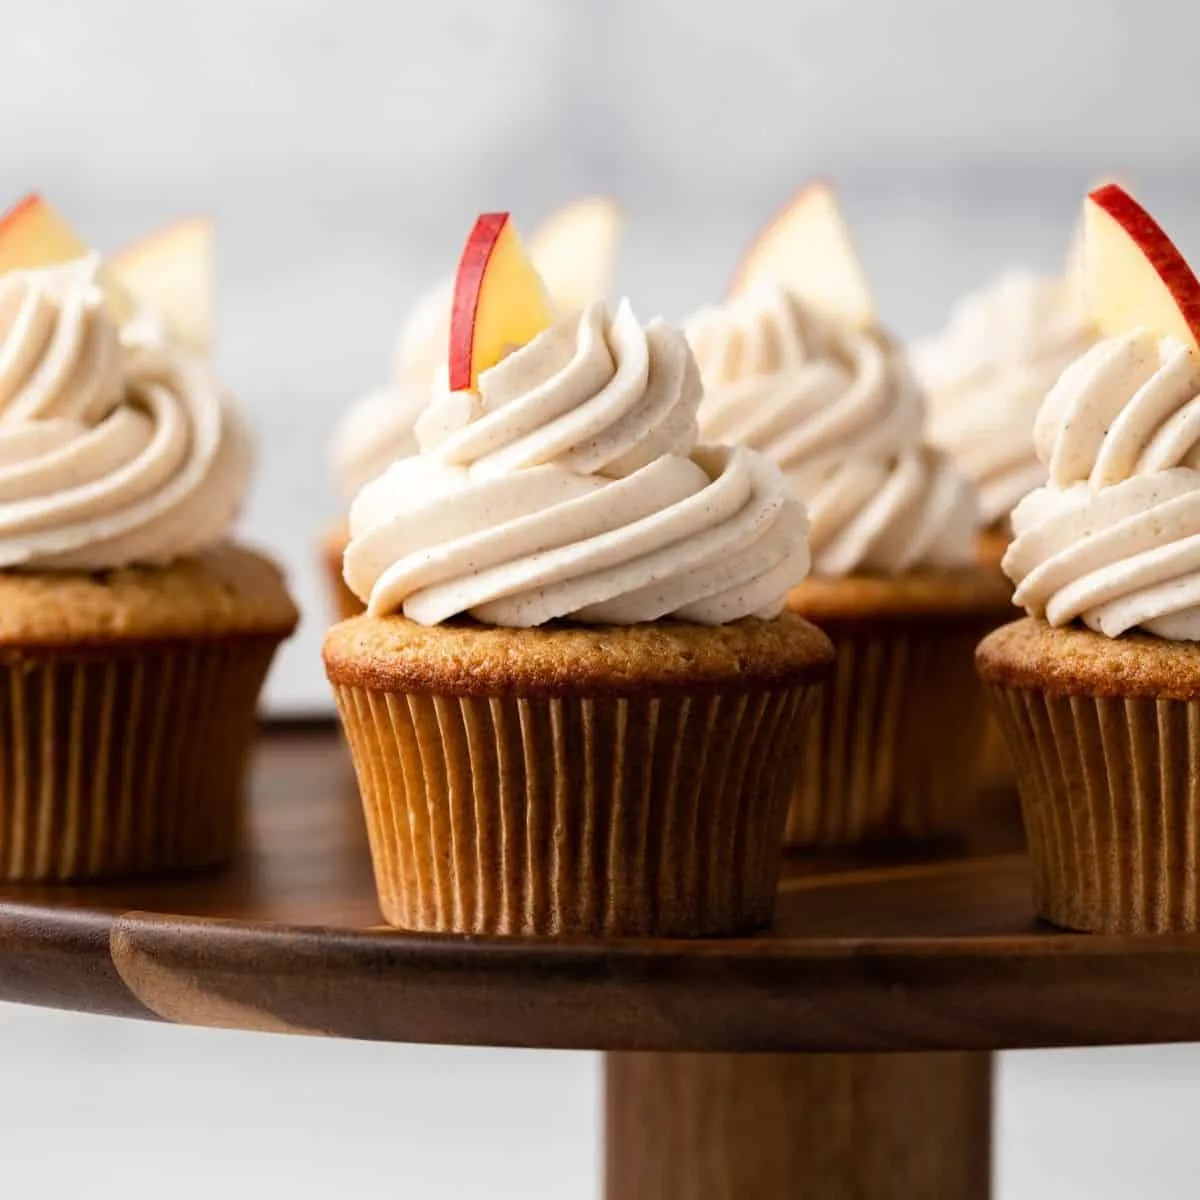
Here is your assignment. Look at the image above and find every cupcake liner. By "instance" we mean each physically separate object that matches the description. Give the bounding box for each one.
[0,636,281,881]
[320,529,364,623]
[975,534,1017,795]
[787,619,993,847]
[987,683,1200,933]
[332,681,820,937]
[977,709,1016,795]
[328,567,363,624]
[976,526,1010,572]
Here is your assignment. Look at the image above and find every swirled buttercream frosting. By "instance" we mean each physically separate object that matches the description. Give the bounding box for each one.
[688,285,977,577]
[1005,329,1200,639]
[343,300,812,626]
[914,270,1096,526]
[0,257,252,570]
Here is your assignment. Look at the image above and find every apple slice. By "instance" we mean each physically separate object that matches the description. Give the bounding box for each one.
[1084,184,1200,352]
[729,180,875,327]
[528,196,622,315]
[1064,211,1087,310]
[1065,176,1130,310]
[448,213,553,392]
[0,193,89,273]
[110,215,213,351]
[0,193,133,320]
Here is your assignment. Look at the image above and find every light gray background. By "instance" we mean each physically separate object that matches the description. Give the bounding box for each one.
[3,1,1200,1195]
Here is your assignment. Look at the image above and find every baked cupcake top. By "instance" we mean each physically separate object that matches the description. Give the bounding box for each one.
[344,294,812,626]
[688,285,978,577]
[913,269,1095,527]
[0,256,252,571]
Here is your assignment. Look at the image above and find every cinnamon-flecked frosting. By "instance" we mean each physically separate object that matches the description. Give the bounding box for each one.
[914,270,1096,526]
[0,257,252,571]
[343,300,812,626]
[1005,329,1200,639]
[688,285,977,577]
[330,280,450,502]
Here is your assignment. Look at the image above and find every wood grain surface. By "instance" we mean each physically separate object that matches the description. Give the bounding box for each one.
[605,1051,992,1199]
[0,722,1197,1052]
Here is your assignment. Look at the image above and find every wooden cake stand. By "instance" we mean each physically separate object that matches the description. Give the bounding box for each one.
[1,722,1196,1198]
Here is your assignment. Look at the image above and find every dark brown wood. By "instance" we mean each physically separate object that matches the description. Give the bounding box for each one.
[605,1051,992,1199]
[0,722,1199,1051]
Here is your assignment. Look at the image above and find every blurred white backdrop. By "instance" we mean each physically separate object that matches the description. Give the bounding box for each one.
[3,2,1200,1196]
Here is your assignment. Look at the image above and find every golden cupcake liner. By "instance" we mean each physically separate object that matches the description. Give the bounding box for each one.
[0,637,281,882]
[976,526,1010,572]
[975,532,1017,795]
[787,620,994,847]
[987,683,1200,933]
[320,531,365,623]
[332,682,821,937]
[328,568,363,624]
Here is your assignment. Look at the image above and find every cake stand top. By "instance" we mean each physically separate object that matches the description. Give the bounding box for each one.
[0,723,1195,1053]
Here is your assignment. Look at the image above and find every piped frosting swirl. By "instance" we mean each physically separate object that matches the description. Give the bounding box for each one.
[344,300,811,626]
[1005,329,1200,639]
[0,257,251,570]
[914,270,1096,526]
[688,285,977,577]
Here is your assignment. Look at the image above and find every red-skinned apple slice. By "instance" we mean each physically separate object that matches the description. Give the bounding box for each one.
[1064,211,1087,310]
[729,180,875,327]
[528,196,622,315]
[110,215,213,352]
[1084,184,1200,352]
[0,193,133,320]
[1064,176,1130,310]
[448,213,553,393]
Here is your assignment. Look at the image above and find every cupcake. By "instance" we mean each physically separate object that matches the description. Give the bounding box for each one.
[323,198,623,622]
[325,212,833,937]
[914,269,1096,568]
[979,184,1200,933]
[0,196,297,881]
[325,285,445,621]
[912,268,1095,794]
[688,182,1012,846]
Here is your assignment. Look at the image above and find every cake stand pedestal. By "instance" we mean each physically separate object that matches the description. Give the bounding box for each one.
[605,1051,990,1198]
[2,724,1199,1198]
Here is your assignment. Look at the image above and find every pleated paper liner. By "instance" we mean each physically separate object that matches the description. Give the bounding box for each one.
[986,684,1200,933]
[0,636,282,882]
[333,682,823,937]
[978,618,1200,933]
[320,525,365,623]
[786,618,998,847]
[975,529,1018,794]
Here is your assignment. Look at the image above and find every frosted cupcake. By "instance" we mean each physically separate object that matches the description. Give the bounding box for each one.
[324,283,448,620]
[912,268,1095,793]
[324,198,623,621]
[979,186,1200,932]
[0,197,297,880]
[915,269,1096,566]
[688,183,1011,846]
[325,212,832,937]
